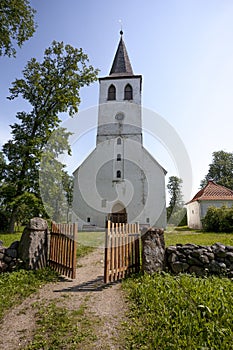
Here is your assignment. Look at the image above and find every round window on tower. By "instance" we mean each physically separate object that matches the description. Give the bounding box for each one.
[115,112,124,121]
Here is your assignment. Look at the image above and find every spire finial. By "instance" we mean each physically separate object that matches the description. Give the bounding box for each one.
[119,19,123,36]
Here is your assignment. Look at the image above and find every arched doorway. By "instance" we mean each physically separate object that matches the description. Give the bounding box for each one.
[108,203,127,224]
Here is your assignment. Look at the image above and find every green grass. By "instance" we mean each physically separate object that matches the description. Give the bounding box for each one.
[123,273,233,349]
[77,231,105,248]
[165,228,233,246]
[0,233,22,247]
[0,268,58,321]
[25,300,98,349]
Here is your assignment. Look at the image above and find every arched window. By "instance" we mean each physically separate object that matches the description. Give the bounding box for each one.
[124,84,133,100]
[117,137,121,145]
[107,84,116,100]
[116,170,121,178]
[117,154,121,161]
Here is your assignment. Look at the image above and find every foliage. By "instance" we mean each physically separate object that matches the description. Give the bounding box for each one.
[25,300,97,349]
[39,129,74,222]
[1,41,99,231]
[0,268,58,320]
[0,0,36,57]
[201,151,233,189]
[202,205,233,233]
[123,273,233,349]
[167,176,185,224]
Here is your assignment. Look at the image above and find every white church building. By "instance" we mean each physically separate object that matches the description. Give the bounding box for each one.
[72,31,167,230]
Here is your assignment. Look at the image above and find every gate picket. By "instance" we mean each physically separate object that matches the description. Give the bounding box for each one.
[104,221,140,283]
[49,222,77,279]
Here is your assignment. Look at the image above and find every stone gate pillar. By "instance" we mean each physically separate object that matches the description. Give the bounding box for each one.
[141,228,165,274]
[18,217,48,269]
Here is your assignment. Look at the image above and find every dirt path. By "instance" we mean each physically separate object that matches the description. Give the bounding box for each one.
[0,249,128,349]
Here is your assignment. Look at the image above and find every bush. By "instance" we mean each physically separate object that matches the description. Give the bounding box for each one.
[202,206,233,232]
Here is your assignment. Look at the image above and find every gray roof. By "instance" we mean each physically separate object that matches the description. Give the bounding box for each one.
[109,34,134,76]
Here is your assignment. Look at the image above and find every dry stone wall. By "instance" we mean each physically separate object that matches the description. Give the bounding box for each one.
[142,229,233,278]
[166,242,233,278]
[0,240,20,272]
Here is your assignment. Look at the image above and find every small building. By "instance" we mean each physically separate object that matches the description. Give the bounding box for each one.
[186,180,233,229]
[72,32,167,230]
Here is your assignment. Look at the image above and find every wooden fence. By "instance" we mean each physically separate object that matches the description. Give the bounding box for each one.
[104,221,140,283]
[49,222,77,279]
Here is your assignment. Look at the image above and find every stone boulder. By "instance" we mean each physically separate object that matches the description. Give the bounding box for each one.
[18,217,48,270]
[141,228,165,274]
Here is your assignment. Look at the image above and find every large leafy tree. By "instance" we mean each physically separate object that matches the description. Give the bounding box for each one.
[200,151,233,189]
[2,41,99,231]
[0,0,36,57]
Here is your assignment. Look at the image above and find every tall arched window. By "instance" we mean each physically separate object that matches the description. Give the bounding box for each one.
[124,84,133,100]
[116,170,121,178]
[117,137,122,145]
[108,84,116,100]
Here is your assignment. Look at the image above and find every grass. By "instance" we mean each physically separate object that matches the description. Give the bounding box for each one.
[123,273,233,349]
[165,227,233,246]
[122,227,233,349]
[0,268,58,321]
[25,300,98,350]
[0,233,22,247]
[77,231,105,248]
[0,230,99,323]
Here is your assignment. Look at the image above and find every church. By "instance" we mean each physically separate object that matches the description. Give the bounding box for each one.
[72,31,167,230]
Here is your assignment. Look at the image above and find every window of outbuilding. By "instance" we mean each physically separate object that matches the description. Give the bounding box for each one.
[124,84,133,100]
[107,84,116,100]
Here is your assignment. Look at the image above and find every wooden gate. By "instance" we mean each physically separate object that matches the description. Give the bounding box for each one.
[104,221,140,283]
[49,222,77,279]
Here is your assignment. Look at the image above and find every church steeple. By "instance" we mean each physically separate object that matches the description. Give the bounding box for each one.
[109,31,134,76]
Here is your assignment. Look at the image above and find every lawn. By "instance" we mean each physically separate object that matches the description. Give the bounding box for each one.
[164,227,233,246]
[123,226,233,350]
[123,273,233,350]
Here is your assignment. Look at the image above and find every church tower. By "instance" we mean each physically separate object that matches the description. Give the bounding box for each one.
[97,30,142,145]
[72,32,167,230]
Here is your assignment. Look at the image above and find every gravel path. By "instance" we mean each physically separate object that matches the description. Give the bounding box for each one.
[0,249,128,349]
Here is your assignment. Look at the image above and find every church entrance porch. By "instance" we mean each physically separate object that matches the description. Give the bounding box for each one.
[107,203,127,224]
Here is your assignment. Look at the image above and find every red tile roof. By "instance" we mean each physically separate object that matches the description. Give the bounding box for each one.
[187,180,233,203]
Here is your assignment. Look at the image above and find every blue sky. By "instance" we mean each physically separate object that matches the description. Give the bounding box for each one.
[1,0,233,201]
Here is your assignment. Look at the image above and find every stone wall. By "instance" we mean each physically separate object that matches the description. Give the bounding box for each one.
[166,242,233,278]
[0,240,20,272]
[141,228,233,278]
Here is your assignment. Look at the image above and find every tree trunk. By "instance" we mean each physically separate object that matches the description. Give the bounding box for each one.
[8,208,17,233]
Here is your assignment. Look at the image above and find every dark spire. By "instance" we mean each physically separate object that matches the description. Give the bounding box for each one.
[109,31,134,76]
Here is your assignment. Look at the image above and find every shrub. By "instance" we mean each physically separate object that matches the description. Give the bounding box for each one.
[202,205,233,232]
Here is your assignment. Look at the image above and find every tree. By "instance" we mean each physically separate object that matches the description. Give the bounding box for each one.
[167,176,184,224]
[2,41,99,231]
[200,151,233,190]
[0,0,36,57]
[39,127,74,223]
